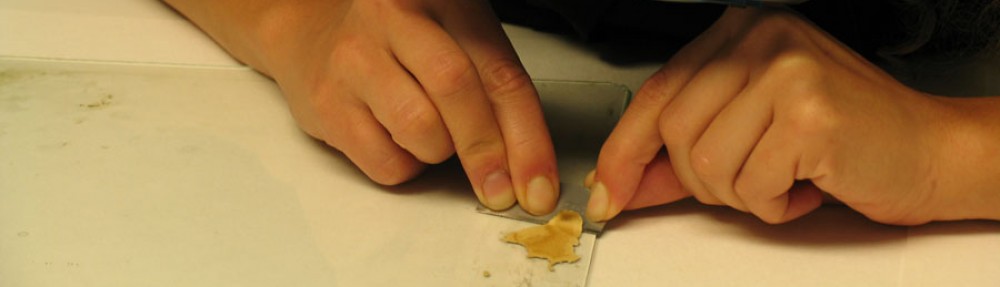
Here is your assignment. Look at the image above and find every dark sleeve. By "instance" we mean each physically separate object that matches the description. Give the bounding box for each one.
[524,0,619,37]
[491,0,898,60]
[491,0,722,42]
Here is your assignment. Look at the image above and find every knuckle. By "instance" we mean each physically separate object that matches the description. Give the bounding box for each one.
[505,131,548,154]
[770,50,824,78]
[379,101,454,164]
[415,148,453,165]
[600,135,654,168]
[299,95,348,145]
[323,122,422,185]
[328,36,380,79]
[636,71,676,104]
[364,151,423,185]
[455,135,505,169]
[745,198,794,224]
[752,12,798,32]
[330,35,369,64]
[691,192,724,206]
[458,136,503,159]
[642,69,672,91]
[480,58,532,99]
[732,179,756,200]
[425,51,477,95]
[729,13,807,59]
[688,148,723,184]
[680,180,720,206]
[305,86,337,114]
[394,127,453,164]
[758,213,786,224]
[764,53,841,137]
[744,201,788,224]
[741,11,800,39]
[658,109,694,149]
[786,89,840,137]
[390,101,441,138]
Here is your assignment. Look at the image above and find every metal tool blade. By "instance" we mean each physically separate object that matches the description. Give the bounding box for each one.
[473,80,629,237]
[476,183,605,235]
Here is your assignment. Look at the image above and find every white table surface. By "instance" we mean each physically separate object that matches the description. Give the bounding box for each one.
[2,1,999,286]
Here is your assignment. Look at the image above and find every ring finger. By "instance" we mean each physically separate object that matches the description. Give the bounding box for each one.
[364,49,455,164]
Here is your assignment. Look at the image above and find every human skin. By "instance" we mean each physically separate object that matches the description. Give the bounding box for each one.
[161,0,561,215]
[587,6,1000,225]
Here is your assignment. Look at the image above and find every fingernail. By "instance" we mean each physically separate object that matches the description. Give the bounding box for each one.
[584,169,596,188]
[482,170,515,210]
[586,182,610,222]
[525,176,556,215]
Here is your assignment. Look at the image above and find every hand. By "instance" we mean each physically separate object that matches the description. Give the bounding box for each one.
[165,0,560,214]
[586,6,1000,225]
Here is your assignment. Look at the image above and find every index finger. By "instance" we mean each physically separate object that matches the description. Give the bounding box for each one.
[588,16,731,222]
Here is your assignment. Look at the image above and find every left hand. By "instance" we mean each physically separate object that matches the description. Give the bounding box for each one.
[586,6,959,225]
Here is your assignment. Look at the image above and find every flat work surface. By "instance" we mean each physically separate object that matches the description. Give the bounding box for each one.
[0,58,597,286]
[2,1,1000,286]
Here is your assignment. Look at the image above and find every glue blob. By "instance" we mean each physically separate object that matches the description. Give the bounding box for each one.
[502,210,583,271]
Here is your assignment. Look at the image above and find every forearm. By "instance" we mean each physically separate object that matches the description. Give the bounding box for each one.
[161,0,334,76]
[930,95,1000,221]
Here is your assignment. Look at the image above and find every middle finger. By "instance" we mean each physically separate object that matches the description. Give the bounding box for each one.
[659,53,751,211]
[389,11,515,211]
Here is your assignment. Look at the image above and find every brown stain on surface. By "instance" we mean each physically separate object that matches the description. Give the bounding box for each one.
[502,210,583,271]
[79,94,113,109]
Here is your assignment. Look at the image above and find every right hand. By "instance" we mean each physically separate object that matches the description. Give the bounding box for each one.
[252,0,560,214]
[585,7,1000,225]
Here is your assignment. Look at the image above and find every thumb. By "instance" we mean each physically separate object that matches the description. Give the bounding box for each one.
[585,150,689,218]
[585,106,667,222]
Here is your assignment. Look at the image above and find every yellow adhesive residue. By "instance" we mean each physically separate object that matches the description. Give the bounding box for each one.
[502,210,583,271]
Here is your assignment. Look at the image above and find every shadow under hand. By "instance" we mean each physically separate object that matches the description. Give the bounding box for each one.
[305,136,476,204]
[608,199,912,247]
[908,219,1000,238]
[381,156,474,201]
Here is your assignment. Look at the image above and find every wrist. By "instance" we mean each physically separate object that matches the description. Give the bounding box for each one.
[925,95,1000,221]
[245,0,330,77]
[163,0,334,77]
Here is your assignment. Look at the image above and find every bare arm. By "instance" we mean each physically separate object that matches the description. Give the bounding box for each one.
[929,96,1000,221]
[161,0,326,75]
